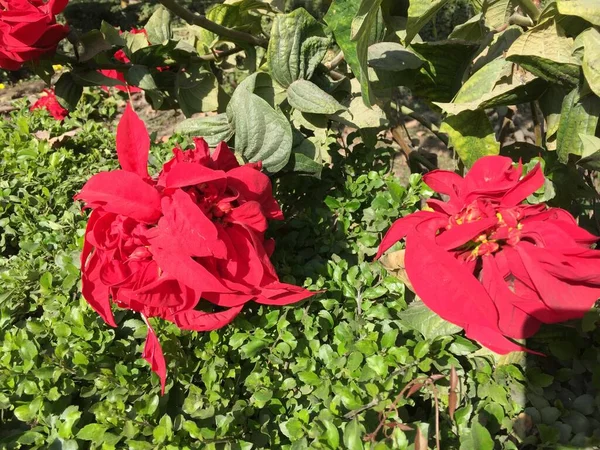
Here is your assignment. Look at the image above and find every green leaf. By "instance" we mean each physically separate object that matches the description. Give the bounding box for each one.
[325,0,383,107]
[125,65,158,91]
[506,20,580,87]
[435,59,545,114]
[76,424,108,443]
[54,72,83,111]
[367,42,423,71]
[449,13,488,41]
[175,64,219,117]
[227,74,293,173]
[175,114,233,146]
[77,30,112,62]
[267,8,330,88]
[322,420,340,449]
[440,110,500,167]
[581,28,600,97]
[100,21,125,46]
[578,134,600,170]
[557,88,600,163]
[343,418,364,450]
[287,149,323,177]
[410,40,480,102]
[482,0,518,29]
[123,31,149,58]
[287,79,345,114]
[557,0,600,26]
[145,6,172,45]
[405,0,450,45]
[471,421,494,450]
[72,70,122,87]
[280,418,304,440]
[399,299,463,340]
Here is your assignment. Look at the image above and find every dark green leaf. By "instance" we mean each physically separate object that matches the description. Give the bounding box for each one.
[54,72,83,111]
[557,88,600,162]
[399,299,463,340]
[175,114,233,146]
[175,65,219,117]
[405,0,450,45]
[287,79,346,114]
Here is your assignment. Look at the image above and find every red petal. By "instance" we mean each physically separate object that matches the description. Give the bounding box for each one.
[172,305,243,331]
[516,243,600,320]
[376,211,445,259]
[142,321,167,395]
[162,190,227,258]
[81,252,117,327]
[436,217,497,250]
[501,163,544,206]
[211,142,239,171]
[423,170,463,198]
[481,255,541,339]
[116,103,150,179]
[227,166,283,220]
[149,239,232,294]
[162,162,226,188]
[405,232,499,332]
[227,201,268,233]
[256,282,315,305]
[75,170,161,223]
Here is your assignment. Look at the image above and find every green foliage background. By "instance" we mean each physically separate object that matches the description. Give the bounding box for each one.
[1,94,600,449]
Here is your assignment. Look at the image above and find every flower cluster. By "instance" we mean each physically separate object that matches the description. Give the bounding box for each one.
[0,0,69,70]
[76,104,313,392]
[377,156,600,354]
[30,88,68,120]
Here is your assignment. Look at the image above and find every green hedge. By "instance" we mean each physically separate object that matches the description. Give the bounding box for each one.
[2,99,600,449]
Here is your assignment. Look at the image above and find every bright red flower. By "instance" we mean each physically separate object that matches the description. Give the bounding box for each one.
[0,0,69,70]
[377,156,600,354]
[30,88,68,120]
[98,28,147,93]
[76,103,313,393]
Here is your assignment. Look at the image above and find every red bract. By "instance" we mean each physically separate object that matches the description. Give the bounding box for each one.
[30,88,68,120]
[0,0,69,70]
[377,156,600,354]
[76,104,313,393]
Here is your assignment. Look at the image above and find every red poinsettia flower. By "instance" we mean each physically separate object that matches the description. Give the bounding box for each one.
[76,104,313,393]
[0,0,69,70]
[30,88,68,120]
[377,156,600,354]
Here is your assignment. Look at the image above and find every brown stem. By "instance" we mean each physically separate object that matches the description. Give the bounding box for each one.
[158,0,268,48]
[201,46,245,61]
[326,51,345,70]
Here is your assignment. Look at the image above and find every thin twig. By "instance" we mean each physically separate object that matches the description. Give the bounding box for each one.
[344,397,380,419]
[158,0,268,48]
[200,46,245,61]
[326,51,345,70]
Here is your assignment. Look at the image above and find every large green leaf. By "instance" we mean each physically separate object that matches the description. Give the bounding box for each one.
[581,28,600,97]
[367,42,423,71]
[435,58,546,114]
[325,0,384,107]
[125,65,158,91]
[440,110,500,167]
[227,75,293,173]
[405,0,450,45]
[449,13,489,41]
[267,8,330,88]
[54,72,83,111]
[399,299,463,340]
[577,134,600,170]
[557,0,600,26]
[506,20,580,87]
[175,65,219,117]
[175,114,234,146]
[145,6,172,46]
[482,0,518,28]
[557,88,600,163]
[287,79,346,114]
[410,40,480,102]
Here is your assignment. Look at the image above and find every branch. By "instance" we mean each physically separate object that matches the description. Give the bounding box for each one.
[158,0,268,48]
[200,46,245,61]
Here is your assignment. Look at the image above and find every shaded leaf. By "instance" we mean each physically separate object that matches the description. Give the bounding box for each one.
[405,0,450,45]
[175,64,219,117]
[175,114,234,146]
[557,0,600,26]
[367,42,423,71]
[145,6,172,45]
[399,299,463,340]
[581,27,600,97]
[557,88,600,162]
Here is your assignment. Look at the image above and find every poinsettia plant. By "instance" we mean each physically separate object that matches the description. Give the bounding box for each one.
[75,104,313,393]
[377,156,600,354]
